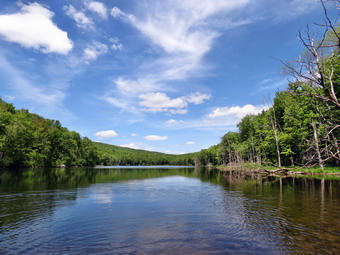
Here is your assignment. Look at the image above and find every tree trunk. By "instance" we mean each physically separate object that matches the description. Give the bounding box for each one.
[312,121,324,170]
[273,128,282,168]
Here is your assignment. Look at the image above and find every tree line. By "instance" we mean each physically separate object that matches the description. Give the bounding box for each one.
[0,99,196,168]
[196,2,339,169]
[0,100,98,168]
[94,142,196,166]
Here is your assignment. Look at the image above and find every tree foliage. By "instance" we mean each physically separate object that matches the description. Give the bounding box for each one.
[197,2,339,168]
[0,99,99,168]
[0,99,197,168]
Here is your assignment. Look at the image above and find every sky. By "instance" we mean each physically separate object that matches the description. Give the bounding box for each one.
[0,0,337,154]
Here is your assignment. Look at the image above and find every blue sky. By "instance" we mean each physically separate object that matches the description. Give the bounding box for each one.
[0,0,336,154]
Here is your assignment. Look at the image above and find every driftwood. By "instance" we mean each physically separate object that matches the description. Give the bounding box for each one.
[263,168,290,175]
[289,171,307,175]
[223,168,310,177]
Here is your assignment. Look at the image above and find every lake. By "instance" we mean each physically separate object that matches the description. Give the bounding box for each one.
[1,167,340,254]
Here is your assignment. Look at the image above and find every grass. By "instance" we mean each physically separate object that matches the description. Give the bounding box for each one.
[216,163,340,175]
[286,166,340,174]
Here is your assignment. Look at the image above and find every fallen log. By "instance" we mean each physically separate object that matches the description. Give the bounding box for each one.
[264,168,290,175]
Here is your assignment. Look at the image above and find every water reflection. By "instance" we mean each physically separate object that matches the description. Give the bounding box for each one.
[0,167,340,254]
[223,174,340,253]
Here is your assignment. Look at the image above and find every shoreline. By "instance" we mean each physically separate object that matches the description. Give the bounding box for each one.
[216,165,340,177]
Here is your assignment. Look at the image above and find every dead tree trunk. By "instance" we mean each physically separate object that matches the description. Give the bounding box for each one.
[312,121,324,169]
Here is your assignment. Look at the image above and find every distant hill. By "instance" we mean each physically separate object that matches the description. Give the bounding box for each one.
[0,98,197,168]
[94,142,196,166]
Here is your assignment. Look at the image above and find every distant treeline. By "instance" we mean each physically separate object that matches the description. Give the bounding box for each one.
[0,99,196,168]
[94,142,196,166]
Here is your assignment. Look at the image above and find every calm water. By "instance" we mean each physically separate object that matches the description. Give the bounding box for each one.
[1,167,340,254]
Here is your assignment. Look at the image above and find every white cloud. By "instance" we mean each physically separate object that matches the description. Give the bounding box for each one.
[144,135,168,141]
[207,104,265,119]
[139,92,187,109]
[166,119,187,125]
[95,130,118,138]
[110,37,123,51]
[166,119,177,124]
[120,143,140,149]
[83,41,108,62]
[164,104,268,130]
[64,5,94,30]
[87,1,107,19]
[110,7,136,23]
[131,133,137,137]
[0,3,73,54]
[186,141,195,145]
[199,104,267,127]
[128,0,249,55]
[168,109,188,115]
[138,92,210,114]
[185,92,211,104]
[114,77,159,96]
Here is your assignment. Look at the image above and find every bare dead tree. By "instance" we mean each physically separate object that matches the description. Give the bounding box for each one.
[312,121,324,169]
[281,0,339,108]
[280,0,340,166]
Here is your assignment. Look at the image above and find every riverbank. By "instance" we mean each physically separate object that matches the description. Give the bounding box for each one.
[216,163,340,176]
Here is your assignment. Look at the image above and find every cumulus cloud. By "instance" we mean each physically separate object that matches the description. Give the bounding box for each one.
[186,141,195,145]
[87,1,107,19]
[0,3,73,54]
[120,143,140,149]
[139,92,187,109]
[144,135,168,141]
[95,130,118,138]
[185,92,211,104]
[199,104,267,127]
[131,133,137,137]
[64,5,94,30]
[207,104,265,119]
[163,104,268,130]
[83,41,108,62]
[138,92,210,114]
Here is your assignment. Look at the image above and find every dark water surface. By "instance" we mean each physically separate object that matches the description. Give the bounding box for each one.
[1,167,340,254]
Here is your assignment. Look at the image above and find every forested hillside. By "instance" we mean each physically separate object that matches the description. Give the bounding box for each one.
[95,142,196,166]
[196,16,340,169]
[0,99,98,168]
[0,99,196,168]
